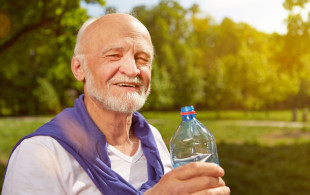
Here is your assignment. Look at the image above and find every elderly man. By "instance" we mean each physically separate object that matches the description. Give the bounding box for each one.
[2,13,230,195]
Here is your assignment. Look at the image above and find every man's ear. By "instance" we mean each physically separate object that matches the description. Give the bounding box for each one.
[71,56,85,81]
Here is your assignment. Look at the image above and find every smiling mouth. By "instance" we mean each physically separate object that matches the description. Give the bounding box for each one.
[116,83,139,88]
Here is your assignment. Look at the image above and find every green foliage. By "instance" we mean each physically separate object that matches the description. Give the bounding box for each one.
[33,78,61,113]
[278,0,310,110]
[135,0,310,112]
[134,1,205,108]
[1,0,310,115]
[145,61,174,110]
[0,0,104,115]
[283,0,310,10]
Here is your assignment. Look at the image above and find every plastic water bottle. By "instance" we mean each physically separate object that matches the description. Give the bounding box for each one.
[170,106,219,168]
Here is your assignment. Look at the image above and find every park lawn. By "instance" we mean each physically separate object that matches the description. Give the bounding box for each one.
[1,110,310,194]
[0,116,52,163]
[142,110,310,146]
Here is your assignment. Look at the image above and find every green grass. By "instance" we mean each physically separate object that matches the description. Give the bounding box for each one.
[142,110,310,146]
[142,109,303,122]
[143,110,310,194]
[0,116,51,163]
[1,110,310,194]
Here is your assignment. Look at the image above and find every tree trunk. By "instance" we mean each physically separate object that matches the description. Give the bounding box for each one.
[302,108,308,122]
[292,108,298,122]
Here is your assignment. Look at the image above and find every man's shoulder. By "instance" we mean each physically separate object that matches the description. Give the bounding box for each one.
[11,135,81,173]
[148,124,162,139]
[20,135,60,146]
[16,136,68,156]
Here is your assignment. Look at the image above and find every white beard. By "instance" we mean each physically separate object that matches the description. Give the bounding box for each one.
[84,64,150,113]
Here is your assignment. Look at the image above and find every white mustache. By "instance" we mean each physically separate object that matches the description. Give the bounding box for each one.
[107,76,143,87]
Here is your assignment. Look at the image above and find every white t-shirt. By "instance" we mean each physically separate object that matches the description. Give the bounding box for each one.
[2,125,172,195]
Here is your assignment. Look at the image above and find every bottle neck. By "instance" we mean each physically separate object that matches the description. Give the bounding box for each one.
[181,114,196,121]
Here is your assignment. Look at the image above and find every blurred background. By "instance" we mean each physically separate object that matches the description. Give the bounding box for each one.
[1,0,310,194]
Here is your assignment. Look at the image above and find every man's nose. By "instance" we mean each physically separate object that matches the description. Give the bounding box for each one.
[118,55,141,77]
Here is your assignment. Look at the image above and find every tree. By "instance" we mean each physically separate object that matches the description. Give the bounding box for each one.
[282,0,310,119]
[0,0,105,115]
[134,0,205,109]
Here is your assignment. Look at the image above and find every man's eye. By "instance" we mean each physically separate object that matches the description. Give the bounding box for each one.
[136,57,150,65]
[106,54,121,60]
[107,54,119,57]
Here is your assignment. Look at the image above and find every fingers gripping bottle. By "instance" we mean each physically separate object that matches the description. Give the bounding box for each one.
[170,106,219,168]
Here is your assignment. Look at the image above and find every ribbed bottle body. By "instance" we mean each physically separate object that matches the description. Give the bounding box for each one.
[170,107,219,168]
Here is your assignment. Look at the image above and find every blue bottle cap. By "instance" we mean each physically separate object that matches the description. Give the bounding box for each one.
[181,106,195,112]
[180,106,196,115]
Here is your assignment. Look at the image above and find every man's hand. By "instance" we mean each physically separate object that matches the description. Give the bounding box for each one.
[145,162,230,195]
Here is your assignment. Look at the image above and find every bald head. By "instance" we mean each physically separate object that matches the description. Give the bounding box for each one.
[74,13,153,57]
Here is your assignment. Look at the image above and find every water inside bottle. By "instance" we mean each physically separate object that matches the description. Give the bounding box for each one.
[172,153,218,168]
[170,106,220,168]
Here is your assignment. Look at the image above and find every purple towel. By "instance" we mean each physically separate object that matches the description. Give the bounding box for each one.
[9,94,164,194]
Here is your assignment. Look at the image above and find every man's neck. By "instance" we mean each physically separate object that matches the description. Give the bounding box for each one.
[83,95,139,156]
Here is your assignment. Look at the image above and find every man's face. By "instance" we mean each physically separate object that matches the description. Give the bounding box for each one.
[79,15,153,113]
